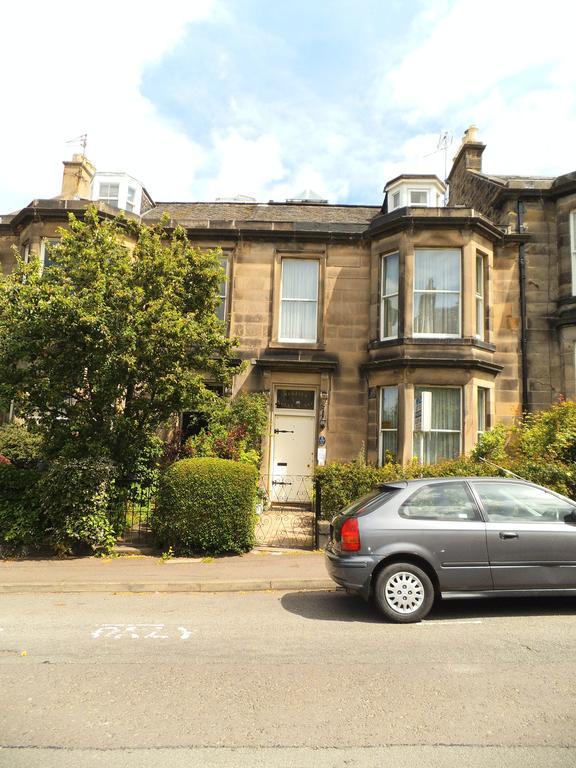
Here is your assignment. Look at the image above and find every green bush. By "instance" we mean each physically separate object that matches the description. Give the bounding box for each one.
[153,457,258,555]
[0,465,43,555]
[38,458,117,555]
[0,423,44,469]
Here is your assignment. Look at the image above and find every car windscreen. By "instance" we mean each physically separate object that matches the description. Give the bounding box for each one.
[339,487,401,517]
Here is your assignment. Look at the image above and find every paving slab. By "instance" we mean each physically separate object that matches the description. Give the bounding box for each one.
[0,549,335,594]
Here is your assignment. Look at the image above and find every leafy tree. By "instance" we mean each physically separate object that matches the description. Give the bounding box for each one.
[0,208,238,485]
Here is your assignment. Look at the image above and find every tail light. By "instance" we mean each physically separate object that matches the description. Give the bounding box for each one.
[341,517,360,552]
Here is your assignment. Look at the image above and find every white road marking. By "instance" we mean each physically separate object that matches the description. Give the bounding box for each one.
[91,624,195,640]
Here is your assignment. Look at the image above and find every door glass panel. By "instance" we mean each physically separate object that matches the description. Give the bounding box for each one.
[473,482,576,523]
[399,482,479,521]
[276,389,315,410]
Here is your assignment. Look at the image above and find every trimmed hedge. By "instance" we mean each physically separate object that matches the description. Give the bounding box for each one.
[315,457,576,520]
[38,458,117,556]
[153,457,258,555]
[0,465,43,555]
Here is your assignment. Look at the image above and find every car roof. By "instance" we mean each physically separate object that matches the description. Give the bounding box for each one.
[378,476,530,490]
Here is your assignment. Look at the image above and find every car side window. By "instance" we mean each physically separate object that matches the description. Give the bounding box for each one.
[472,482,575,523]
[399,482,480,521]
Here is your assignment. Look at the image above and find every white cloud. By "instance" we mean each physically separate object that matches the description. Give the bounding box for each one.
[383,0,576,177]
[0,0,216,212]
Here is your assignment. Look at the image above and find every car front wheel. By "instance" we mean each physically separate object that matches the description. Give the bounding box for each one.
[374,562,435,623]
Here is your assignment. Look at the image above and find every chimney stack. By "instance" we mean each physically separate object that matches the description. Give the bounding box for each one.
[61,153,96,199]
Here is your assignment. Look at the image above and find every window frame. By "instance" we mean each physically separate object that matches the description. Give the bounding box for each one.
[470,480,576,524]
[39,237,60,269]
[391,191,401,210]
[216,255,230,323]
[413,385,462,464]
[477,387,489,440]
[380,251,399,341]
[409,188,429,206]
[399,481,482,522]
[278,257,320,344]
[413,248,462,338]
[475,253,486,340]
[571,211,576,296]
[98,182,120,208]
[379,385,398,464]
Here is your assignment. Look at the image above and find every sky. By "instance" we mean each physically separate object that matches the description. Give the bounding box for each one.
[1,0,575,213]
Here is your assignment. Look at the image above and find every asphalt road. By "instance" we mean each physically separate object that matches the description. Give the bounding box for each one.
[1,590,576,767]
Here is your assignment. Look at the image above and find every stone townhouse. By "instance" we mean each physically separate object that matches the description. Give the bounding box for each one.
[1,127,575,495]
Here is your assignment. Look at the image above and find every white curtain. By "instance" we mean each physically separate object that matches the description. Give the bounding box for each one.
[413,387,461,463]
[280,260,318,341]
[414,250,460,335]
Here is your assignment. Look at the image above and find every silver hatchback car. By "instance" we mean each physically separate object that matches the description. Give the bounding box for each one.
[325,477,576,623]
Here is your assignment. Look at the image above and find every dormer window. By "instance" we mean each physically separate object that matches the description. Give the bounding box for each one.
[98,183,119,208]
[126,187,136,213]
[384,175,446,213]
[409,189,429,206]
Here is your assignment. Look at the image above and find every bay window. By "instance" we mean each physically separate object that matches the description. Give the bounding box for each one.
[379,386,398,463]
[475,254,485,340]
[571,212,576,295]
[216,255,229,323]
[413,386,461,463]
[477,387,488,440]
[380,252,399,339]
[279,259,319,343]
[413,249,461,337]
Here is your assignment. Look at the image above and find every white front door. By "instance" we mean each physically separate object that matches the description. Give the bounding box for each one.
[271,388,316,503]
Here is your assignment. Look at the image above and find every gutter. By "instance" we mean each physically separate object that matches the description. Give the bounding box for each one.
[517,199,529,414]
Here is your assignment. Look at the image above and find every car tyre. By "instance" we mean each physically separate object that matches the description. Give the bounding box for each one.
[374,562,435,623]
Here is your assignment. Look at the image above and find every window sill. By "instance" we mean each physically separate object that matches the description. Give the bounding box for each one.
[368,337,496,352]
[268,340,326,352]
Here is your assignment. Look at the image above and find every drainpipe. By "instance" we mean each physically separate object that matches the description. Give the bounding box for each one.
[517,199,529,414]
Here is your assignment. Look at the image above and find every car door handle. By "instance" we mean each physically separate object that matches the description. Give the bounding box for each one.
[499,531,519,540]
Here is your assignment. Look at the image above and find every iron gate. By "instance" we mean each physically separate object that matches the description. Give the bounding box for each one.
[255,474,316,549]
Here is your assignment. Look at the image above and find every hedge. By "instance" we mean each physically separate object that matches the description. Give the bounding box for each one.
[0,465,43,555]
[153,457,258,555]
[315,457,576,520]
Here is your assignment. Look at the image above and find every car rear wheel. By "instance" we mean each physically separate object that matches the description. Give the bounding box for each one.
[374,562,435,623]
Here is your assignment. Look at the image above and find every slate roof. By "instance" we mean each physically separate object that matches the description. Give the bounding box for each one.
[143,201,380,226]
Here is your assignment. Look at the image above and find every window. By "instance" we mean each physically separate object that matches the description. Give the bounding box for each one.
[571,212,576,296]
[126,186,136,213]
[380,252,399,339]
[414,249,461,336]
[391,191,401,210]
[475,254,485,339]
[279,259,319,343]
[216,256,229,323]
[472,482,575,523]
[380,386,398,463]
[477,387,489,439]
[399,482,480,521]
[413,387,461,464]
[409,189,428,206]
[276,389,315,410]
[98,183,120,208]
[40,238,60,269]
[20,242,30,263]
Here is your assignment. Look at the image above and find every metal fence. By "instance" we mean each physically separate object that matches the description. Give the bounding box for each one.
[110,483,157,545]
[255,474,316,550]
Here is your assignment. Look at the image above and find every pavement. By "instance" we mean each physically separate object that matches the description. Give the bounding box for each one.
[0,548,335,594]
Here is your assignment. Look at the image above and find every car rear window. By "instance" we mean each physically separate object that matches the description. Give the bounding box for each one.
[339,487,401,517]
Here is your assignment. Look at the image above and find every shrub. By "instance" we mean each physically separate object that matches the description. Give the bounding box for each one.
[0,423,44,469]
[517,399,576,464]
[183,392,268,467]
[153,457,258,555]
[38,458,117,555]
[0,465,43,555]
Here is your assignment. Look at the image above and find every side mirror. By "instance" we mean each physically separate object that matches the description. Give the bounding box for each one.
[566,510,576,524]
